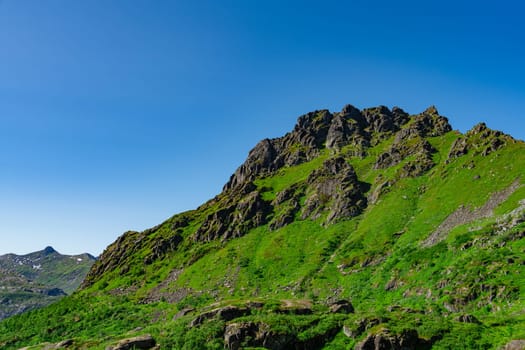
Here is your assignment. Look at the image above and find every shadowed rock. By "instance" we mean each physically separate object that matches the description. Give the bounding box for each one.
[107,334,156,350]
[302,157,368,224]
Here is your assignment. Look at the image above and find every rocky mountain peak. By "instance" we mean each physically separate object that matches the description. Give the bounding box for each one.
[225,104,451,192]
[43,246,57,255]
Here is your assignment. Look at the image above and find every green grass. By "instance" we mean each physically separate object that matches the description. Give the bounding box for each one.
[1,126,524,349]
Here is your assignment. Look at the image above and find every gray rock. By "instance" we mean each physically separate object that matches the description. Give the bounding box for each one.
[302,157,367,224]
[355,329,431,350]
[455,314,481,324]
[502,340,525,350]
[448,137,469,160]
[328,299,354,314]
[55,339,73,348]
[107,334,156,350]
[190,305,250,327]
[194,190,271,242]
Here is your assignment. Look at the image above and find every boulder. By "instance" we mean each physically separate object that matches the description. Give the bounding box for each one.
[55,339,74,348]
[355,329,431,350]
[107,334,156,350]
[224,322,294,350]
[455,314,481,324]
[190,305,250,327]
[502,340,525,350]
[328,299,354,314]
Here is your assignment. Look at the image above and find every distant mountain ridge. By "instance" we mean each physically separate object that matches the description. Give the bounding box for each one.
[0,246,95,320]
[1,104,524,349]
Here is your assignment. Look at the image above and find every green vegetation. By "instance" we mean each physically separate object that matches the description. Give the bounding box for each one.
[1,110,524,349]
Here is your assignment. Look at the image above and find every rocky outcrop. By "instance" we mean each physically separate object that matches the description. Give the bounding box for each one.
[224,321,339,350]
[362,106,409,136]
[342,317,389,339]
[194,189,272,242]
[328,299,354,314]
[82,230,146,288]
[107,334,156,350]
[224,110,334,191]
[55,339,74,348]
[190,305,250,327]
[455,314,481,324]
[502,340,525,350]
[374,137,433,170]
[374,107,450,175]
[224,139,280,190]
[326,105,370,151]
[355,329,432,350]
[224,322,294,350]
[269,185,302,230]
[448,123,513,161]
[225,105,428,192]
[448,136,469,159]
[143,233,182,265]
[302,157,367,224]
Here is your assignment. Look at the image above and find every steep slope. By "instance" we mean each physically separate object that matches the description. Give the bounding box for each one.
[0,247,96,320]
[1,104,524,350]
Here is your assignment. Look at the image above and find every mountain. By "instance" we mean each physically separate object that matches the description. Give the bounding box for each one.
[0,246,96,320]
[1,104,524,349]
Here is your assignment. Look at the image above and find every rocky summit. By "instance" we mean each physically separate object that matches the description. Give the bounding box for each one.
[0,247,96,320]
[1,104,525,349]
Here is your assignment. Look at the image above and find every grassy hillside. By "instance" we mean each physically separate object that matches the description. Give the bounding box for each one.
[1,106,524,349]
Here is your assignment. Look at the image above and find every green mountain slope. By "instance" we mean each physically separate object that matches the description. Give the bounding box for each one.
[1,105,524,350]
[0,247,96,320]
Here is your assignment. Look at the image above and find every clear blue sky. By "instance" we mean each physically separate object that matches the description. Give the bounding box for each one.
[1,1,524,255]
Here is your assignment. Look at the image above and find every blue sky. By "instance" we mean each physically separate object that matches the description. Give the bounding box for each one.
[0,1,524,255]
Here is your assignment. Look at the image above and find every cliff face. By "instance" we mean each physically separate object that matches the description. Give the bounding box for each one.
[4,104,524,350]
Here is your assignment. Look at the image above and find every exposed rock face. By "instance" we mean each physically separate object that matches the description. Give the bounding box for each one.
[374,106,451,176]
[448,122,513,161]
[269,185,302,230]
[144,233,182,265]
[190,305,250,327]
[107,334,156,350]
[326,104,369,151]
[82,230,146,288]
[374,136,435,171]
[194,189,271,242]
[225,105,435,192]
[363,106,404,136]
[224,109,334,191]
[223,321,339,350]
[448,136,469,159]
[302,157,368,224]
[355,329,432,350]
[224,322,294,350]
[224,139,280,190]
